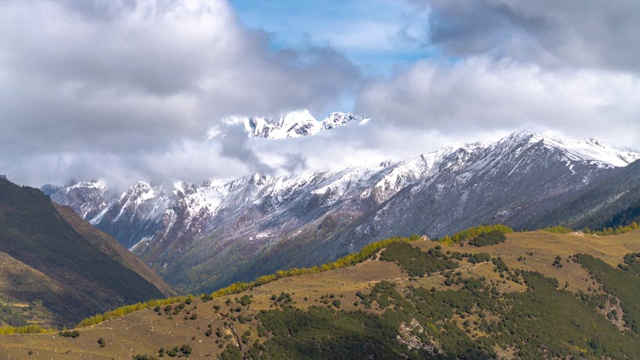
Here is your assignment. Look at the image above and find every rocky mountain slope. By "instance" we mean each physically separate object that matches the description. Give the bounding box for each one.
[0,177,173,327]
[519,158,640,231]
[46,131,640,293]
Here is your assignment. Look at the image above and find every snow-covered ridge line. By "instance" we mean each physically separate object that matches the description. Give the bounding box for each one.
[505,131,640,167]
[219,109,369,139]
[48,131,640,224]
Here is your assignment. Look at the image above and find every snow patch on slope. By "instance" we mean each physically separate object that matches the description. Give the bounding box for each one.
[511,131,640,167]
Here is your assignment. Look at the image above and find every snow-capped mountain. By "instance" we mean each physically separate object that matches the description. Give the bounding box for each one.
[44,180,112,220]
[220,110,368,139]
[46,131,640,292]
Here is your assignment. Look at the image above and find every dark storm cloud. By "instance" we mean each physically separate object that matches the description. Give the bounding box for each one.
[425,0,640,73]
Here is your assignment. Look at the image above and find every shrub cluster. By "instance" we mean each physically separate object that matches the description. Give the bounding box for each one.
[438,224,513,245]
[0,325,51,335]
[58,330,80,338]
[468,230,506,247]
[380,242,458,277]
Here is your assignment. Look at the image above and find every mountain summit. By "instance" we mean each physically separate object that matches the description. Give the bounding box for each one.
[45,131,640,292]
[219,110,368,139]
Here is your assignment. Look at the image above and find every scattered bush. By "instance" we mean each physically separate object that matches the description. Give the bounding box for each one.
[210,236,418,298]
[133,355,158,360]
[58,330,80,338]
[180,344,192,356]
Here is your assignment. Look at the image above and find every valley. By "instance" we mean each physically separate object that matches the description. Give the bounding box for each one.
[4,129,639,359]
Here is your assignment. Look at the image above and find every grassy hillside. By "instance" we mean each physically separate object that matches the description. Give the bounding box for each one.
[2,230,640,359]
[0,252,59,328]
[55,204,176,297]
[0,178,171,327]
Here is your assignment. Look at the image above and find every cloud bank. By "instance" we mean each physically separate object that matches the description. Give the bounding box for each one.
[1,0,639,188]
[0,0,357,186]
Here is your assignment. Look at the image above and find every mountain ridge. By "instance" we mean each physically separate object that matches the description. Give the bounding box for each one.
[44,131,640,292]
[0,177,173,327]
[215,109,368,139]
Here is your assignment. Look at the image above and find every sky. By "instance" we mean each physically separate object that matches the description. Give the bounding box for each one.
[1,0,639,188]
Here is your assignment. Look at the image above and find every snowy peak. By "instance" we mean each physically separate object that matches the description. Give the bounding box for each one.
[277,110,319,137]
[124,181,157,203]
[224,110,367,139]
[245,110,320,139]
[45,179,113,220]
[322,112,364,130]
[500,131,640,167]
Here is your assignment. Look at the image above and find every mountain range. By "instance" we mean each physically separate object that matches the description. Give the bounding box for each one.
[44,128,640,293]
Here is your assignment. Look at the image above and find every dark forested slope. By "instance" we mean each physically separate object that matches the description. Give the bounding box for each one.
[0,177,170,326]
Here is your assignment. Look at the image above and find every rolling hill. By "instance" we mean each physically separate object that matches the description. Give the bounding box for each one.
[2,229,640,359]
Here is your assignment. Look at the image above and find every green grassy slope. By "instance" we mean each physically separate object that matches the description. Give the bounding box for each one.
[55,204,176,297]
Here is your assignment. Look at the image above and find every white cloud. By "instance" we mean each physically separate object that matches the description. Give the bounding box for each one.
[2,0,639,189]
[356,56,640,150]
[0,0,358,186]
